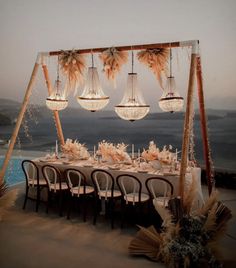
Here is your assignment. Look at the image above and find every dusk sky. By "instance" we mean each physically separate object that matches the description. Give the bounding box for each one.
[0,0,235,110]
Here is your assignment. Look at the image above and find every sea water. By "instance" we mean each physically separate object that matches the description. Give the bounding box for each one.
[0,114,236,172]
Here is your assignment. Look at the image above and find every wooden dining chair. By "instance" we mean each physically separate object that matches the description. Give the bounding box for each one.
[91,169,122,229]
[116,174,150,228]
[145,177,174,208]
[22,159,47,212]
[42,165,68,216]
[65,168,95,221]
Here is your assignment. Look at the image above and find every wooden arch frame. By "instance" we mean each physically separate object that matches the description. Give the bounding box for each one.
[0,40,214,198]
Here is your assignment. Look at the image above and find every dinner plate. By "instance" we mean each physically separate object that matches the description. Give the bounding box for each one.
[39,158,56,163]
[137,170,148,173]
[62,161,72,165]
[79,157,89,160]
[108,166,120,170]
[163,172,178,176]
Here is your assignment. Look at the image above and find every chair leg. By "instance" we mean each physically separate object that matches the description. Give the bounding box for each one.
[67,196,72,220]
[22,185,29,210]
[93,196,98,225]
[138,202,142,225]
[110,199,114,229]
[36,186,40,212]
[83,195,87,222]
[121,200,125,229]
[59,191,63,217]
[147,200,152,225]
[46,189,51,214]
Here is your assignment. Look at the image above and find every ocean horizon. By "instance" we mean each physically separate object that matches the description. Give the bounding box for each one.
[0,113,236,172]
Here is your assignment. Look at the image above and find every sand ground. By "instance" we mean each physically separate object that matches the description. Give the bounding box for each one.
[0,184,236,268]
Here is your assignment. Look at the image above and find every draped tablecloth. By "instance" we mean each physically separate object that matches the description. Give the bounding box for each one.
[32,158,204,206]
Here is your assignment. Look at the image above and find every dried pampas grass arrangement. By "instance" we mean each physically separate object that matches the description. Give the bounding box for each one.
[137,48,169,88]
[99,47,128,87]
[0,181,18,221]
[129,189,232,268]
[59,50,86,95]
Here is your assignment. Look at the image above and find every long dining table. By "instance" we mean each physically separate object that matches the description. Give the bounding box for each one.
[32,156,204,207]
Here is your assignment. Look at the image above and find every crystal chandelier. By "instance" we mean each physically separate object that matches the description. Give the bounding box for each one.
[158,49,184,113]
[115,51,150,121]
[46,56,68,111]
[77,53,109,112]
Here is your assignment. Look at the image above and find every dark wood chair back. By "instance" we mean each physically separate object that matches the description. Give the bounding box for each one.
[145,176,174,200]
[65,168,87,196]
[91,169,115,200]
[22,160,39,186]
[42,165,63,192]
[116,174,142,204]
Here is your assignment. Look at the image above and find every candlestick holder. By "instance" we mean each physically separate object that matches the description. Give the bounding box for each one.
[97,153,102,164]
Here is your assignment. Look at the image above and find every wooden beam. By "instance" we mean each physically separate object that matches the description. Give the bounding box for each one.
[0,62,39,183]
[42,64,65,146]
[179,53,197,199]
[49,41,191,56]
[196,56,214,195]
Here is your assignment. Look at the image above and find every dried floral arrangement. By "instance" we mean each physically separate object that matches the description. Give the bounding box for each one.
[0,181,18,221]
[59,50,86,94]
[137,48,169,88]
[98,140,131,163]
[142,141,174,164]
[99,47,128,87]
[61,138,90,160]
[129,180,232,268]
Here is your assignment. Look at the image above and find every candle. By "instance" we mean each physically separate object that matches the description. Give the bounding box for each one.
[55,140,58,156]
[132,144,134,159]
[175,148,178,161]
[93,145,96,159]
[138,149,140,159]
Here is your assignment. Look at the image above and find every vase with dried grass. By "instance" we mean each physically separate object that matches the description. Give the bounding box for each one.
[129,177,232,268]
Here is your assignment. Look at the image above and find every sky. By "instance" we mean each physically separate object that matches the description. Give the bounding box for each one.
[0,0,236,111]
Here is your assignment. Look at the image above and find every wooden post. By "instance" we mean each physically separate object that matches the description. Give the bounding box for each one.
[0,61,39,183]
[42,63,65,146]
[179,52,197,199]
[196,56,213,195]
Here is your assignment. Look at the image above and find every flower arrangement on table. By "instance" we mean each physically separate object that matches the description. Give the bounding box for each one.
[129,178,232,268]
[141,141,174,165]
[98,140,131,164]
[61,139,90,160]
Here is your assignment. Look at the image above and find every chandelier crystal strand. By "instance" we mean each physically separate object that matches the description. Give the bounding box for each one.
[46,55,68,111]
[158,48,184,113]
[77,52,109,112]
[115,50,150,121]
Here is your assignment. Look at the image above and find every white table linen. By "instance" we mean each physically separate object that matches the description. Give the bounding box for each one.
[32,157,204,207]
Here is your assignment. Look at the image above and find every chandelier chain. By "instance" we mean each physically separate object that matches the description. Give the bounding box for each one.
[56,55,60,95]
[131,50,134,101]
